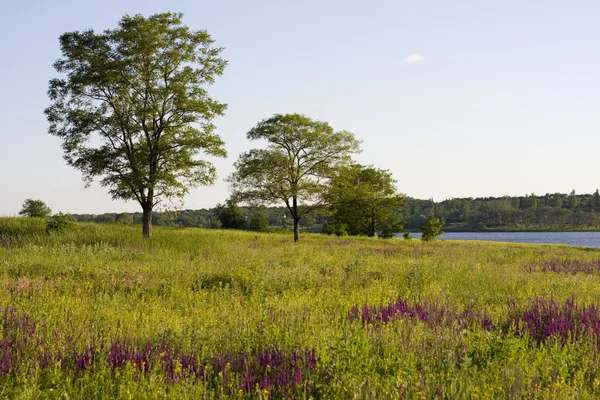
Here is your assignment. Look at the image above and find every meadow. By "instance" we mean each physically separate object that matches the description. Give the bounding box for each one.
[2,218,600,398]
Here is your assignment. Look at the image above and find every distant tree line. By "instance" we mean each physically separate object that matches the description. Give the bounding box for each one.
[70,206,328,232]
[401,190,600,230]
[69,190,600,233]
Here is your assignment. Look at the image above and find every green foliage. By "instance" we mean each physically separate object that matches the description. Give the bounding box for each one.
[248,207,269,232]
[46,212,77,232]
[115,212,133,225]
[402,231,412,240]
[214,200,245,229]
[327,164,405,238]
[570,189,579,210]
[45,12,228,236]
[229,113,361,241]
[379,222,404,238]
[421,216,444,241]
[401,190,600,231]
[322,222,348,237]
[19,199,52,218]
[553,192,563,208]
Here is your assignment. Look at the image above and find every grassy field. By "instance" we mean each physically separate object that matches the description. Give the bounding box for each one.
[2,218,600,398]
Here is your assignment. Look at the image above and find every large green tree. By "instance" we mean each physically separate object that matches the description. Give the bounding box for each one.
[45,13,227,237]
[228,114,361,242]
[19,199,52,218]
[326,164,405,237]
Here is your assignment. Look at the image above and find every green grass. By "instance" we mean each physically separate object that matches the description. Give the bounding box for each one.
[2,217,600,398]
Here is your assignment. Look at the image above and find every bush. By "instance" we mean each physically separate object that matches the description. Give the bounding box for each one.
[46,212,77,232]
[379,220,405,239]
[421,217,444,242]
[323,222,348,237]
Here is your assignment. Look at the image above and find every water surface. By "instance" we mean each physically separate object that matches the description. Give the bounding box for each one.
[404,232,600,248]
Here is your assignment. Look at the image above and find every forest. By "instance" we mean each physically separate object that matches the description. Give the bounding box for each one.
[70,190,600,233]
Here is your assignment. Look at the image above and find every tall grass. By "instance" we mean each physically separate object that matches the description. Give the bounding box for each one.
[2,217,600,398]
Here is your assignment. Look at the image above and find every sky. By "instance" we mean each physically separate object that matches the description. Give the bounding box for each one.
[1,0,599,215]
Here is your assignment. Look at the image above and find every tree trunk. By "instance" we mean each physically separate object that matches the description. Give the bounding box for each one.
[292,196,299,242]
[293,218,300,242]
[371,217,376,237]
[142,204,153,237]
[370,204,376,236]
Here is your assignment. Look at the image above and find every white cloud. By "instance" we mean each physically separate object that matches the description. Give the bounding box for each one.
[402,54,424,64]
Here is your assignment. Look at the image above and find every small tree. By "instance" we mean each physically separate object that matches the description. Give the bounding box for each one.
[19,199,52,218]
[569,190,579,210]
[229,114,361,242]
[214,200,245,230]
[421,216,444,242]
[45,13,228,237]
[326,164,405,238]
[552,193,563,208]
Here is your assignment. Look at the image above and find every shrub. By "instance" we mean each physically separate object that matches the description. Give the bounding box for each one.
[379,220,404,239]
[421,216,444,242]
[46,212,77,232]
[323,222,348,237]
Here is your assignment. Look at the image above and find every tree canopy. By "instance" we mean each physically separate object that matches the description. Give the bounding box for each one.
[19,199,52,218]
[45,12,227,236]
[228,113,361,241]
[325,164,405,238]
[248,207,269,232]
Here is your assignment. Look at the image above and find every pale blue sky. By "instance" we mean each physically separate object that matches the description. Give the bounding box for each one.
[1,0,599,214]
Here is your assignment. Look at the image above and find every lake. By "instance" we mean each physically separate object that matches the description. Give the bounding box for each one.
[404,231,600,248]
